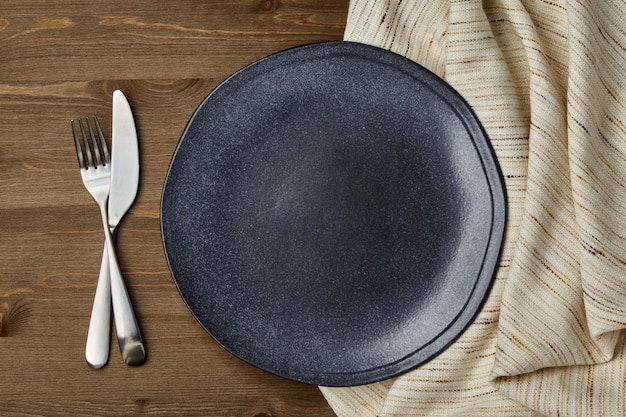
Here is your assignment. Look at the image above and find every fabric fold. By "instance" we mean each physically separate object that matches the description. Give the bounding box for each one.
[321,0,626,415]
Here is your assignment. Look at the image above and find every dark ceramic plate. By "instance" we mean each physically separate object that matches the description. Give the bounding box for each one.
[161,41,505,386]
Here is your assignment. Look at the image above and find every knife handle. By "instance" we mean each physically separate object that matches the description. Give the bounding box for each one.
[85,245,112,368]
[102,223,146,366]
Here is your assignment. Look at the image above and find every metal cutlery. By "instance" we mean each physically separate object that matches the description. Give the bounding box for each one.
[72,112,145,367]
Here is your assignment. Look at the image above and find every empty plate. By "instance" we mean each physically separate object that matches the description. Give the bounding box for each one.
[160,41,505,386]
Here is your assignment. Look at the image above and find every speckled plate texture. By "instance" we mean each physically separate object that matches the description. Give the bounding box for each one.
[160,41,506,387]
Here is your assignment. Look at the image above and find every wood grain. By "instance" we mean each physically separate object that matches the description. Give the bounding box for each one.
[0,1,348,415]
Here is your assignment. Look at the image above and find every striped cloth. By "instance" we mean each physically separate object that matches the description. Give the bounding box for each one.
[320,0,626,416]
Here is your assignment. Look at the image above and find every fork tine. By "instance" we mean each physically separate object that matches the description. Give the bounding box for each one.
[71,120,87,170]
[92,116,110,165]
[78,119,95,168]
[85,117,103,167]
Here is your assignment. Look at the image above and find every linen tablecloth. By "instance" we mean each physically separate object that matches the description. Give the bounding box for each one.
[320,0,626,416]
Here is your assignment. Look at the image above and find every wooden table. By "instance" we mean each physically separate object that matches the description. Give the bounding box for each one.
[0,1,348,415]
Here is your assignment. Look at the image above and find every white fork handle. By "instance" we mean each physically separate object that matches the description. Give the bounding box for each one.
[99,206,146,366]
[85,244,112,368]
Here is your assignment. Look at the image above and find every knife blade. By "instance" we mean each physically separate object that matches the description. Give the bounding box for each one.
[109,90,140,228]
[85,90,145,368]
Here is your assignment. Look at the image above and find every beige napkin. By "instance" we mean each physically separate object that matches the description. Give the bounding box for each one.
[320,0,626,416]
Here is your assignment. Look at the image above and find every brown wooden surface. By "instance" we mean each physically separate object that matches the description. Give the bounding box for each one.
[0,1,348,415]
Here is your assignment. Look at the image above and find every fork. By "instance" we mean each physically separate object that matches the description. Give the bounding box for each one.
[72,117,146,366]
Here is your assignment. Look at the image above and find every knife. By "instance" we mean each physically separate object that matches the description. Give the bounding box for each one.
[85,90,145,367]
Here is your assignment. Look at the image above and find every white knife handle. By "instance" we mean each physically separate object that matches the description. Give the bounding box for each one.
[103,222,146,366]
[85,244,111,368]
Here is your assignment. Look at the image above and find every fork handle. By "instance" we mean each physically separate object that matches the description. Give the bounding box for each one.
[100,207,146,366]
[85,244,112,368]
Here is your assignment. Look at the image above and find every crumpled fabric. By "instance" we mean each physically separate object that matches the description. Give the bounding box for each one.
[320,0,626,415]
